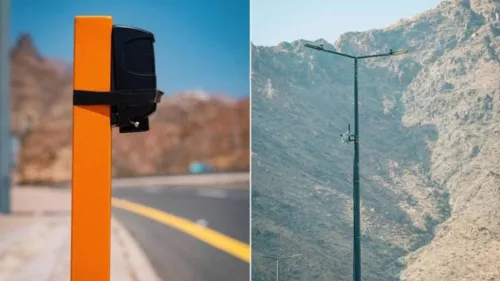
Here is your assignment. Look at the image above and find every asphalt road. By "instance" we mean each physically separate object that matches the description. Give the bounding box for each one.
[112,184,249,281]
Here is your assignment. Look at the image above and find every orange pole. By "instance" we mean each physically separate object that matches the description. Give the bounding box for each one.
[71,16,113,281]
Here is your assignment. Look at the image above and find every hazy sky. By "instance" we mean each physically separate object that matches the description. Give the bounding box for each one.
[251,0,443,46]
[10,0,250,97]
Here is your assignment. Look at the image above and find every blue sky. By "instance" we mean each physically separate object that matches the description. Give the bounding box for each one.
[10,0,250,97]
[251,0,443,46]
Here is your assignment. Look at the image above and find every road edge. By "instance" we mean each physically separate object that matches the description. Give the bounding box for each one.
[112,216,162,281]
[112,173,249,188]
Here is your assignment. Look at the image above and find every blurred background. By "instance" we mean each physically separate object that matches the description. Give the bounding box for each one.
[10,0,249,182]
[0,0,250,281]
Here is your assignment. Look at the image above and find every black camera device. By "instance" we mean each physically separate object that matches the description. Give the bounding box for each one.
[73,25,163,133]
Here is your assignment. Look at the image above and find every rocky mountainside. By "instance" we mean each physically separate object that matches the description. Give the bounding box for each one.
[251,0,500,280]
[10,34,249,184]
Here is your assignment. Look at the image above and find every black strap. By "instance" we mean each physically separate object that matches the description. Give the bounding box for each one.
[73,89,163,106]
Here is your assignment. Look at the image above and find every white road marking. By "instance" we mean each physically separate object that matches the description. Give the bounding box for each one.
[195,219,209,228]
[196,189,228,199]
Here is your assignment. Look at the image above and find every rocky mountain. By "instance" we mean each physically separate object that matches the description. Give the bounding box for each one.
[10,34,249,184]
[251,0,500,280]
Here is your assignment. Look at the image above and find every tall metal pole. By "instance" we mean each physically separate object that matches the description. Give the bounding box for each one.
[304,43,407,281]
[276,259,279,281]
[353,58,361,281]
[0,0,12,214]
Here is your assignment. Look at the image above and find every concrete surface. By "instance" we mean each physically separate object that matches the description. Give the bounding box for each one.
[0,187,160,281]
[112,184,250,281]
[19,173,250,190]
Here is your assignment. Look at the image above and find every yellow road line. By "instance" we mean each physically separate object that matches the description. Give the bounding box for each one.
[111,198,250,263]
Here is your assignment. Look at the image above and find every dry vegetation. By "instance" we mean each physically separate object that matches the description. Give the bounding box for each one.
[252,0,500,280]
[10,34,249,184]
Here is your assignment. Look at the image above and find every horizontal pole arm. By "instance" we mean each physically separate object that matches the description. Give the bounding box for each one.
[358,53,393,59]
[321,48,356,59]
[358,50,408,59]
[304,43,355,59]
